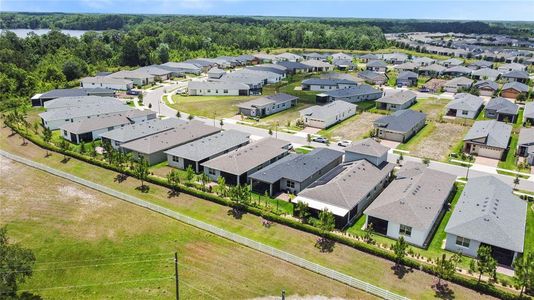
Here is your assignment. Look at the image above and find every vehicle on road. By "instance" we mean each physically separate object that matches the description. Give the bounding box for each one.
[337,140,352,147]
[313,137,329,144]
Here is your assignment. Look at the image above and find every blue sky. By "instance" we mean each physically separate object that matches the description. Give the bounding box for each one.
[2,0,534,21]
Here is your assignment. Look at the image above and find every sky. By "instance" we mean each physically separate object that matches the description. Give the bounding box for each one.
[1,0,534,22]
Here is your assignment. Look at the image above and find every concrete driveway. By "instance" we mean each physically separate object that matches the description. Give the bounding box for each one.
[475,156,500,168]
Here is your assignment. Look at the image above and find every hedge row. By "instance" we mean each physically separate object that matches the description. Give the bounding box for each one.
[10,125,522,300]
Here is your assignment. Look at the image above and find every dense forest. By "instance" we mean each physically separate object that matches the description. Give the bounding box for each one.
[0,14,389,109]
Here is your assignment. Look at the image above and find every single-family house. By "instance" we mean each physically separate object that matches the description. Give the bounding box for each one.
[60,110,156,144]
[30,88,115,107]
[471,68,501,81]
[413,57,436,67]
[468,60,494,70]
[444,176,526,266]
[366,60,387,73]
[375,90,417,111]
[344,138,389,167]
[187,81,250,96]
[315,85,383,104]
[364,163,456,247]
[254,53,277,64]
[108,70,155,87]
[498,62,527,73]
[374,110,426,143]
[443,66,473,77]
[359,54,379,63]
[80,76,133,91]
[293,159,395,228]
[276,61,310,74]
[473,80,499,96]
[463,120,512,159]
[101,118,185,150]
[445,93,484,119]
[165,130,250,173]
[237,93,298,117]
[275,52,303,62]
[422,79,447,93]
[201,137,291,185]
[484,97,519,123]
[249,148,343,196]
[443,77,474,93]
[357,70,388,85]
[382,53,408,65]
[394,62,418,72]
[207,67,226,79]
[137,65,172,81]
[120,120,221,165]
[439,58,464,67]
[159,62,202,76]
[501,82,530,99]
[523,102,534,125]
[301,78,358,91]
[518,127,534,164]
[331,53,354,61]
[301,60,334,72]
[299,101,357,129]
[333,59,355,71]
[302,52,329,61]
[396,71,418,87]
[502,70,529,84]
[418,64,446,77]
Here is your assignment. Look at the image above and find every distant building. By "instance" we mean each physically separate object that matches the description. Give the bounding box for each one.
[237,93,298,117]
[299,101,357,129]
[374,110,426,143]
[375,90,417,111]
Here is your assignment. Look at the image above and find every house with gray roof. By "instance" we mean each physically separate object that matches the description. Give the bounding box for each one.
[381,53,408,65]
[301,78,358,91]
[484,97,519,123]
[474,80,499,96]
[331,52,353,61]
[136,65,172,81]
[502,70,529,84]
[276,61,309,74]
[523,102,534,125]
[108,70,155,86]
[396,71,418,87]
[365,163,456,247]
[498,62,527,73]
[120,120,221,165]
[43,95,121,111]
[165,130,250,173]
[187,81,250,96]
[366,60,387,73]
[468,60,494,70]
[315,85,383,104]
[502,82,530,100]
[332,59,355,71]
[60,110,156,144]
[375,90,417,111]
[444,176,526,266]
[201,137,291,185]
[249,148,343,196]
[463,120,512,159]
[471,68,501,81]
[237,93,298,117]
[413,57,435,67]
[357,70,388,85]
[80,76,134,91]
[443,66,473,77]
[207,67,226,79]
[394,62,418,72]
[302,52,329,61]
[294,159,395,228]
[275,52,303,62]
[359,53,378,62]
[101,118,185,150]
[299,101,357,129]
[344,138,390,166]
[518,127,534,164]
[445,93,483,119]
[374,110,426,143]
[159,62,202,76]
[418,64,446,77]
[439,58,463,67]
[301,60,334,72]
[30,88,115,107]
[443,76,474,93]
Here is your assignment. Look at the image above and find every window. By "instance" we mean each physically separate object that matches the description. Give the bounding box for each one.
[462,110,469,116]
[286,180,295,188]
[63,130,67,136]
[172,156,179,162]
[320,85,325,89]
[208,168,216,175]
[399,224,412,237]
[223,89,228,94]
[455,236,470,248]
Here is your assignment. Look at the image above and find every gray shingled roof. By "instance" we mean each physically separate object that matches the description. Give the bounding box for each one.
[463,120,512,149]
[164,130,250,162]
[444,76,474,87]
[44,96,121,110]
[345,138,389,158]
[120,120,221,154]
[503,81,529,93]
[40,102,132,122]
[302,78,357,86]
[322,85,381,98]
[446,94,483,111]
[485,97,519,115]
[366,60,387,68]
[276,61,309,71]
[200,137,290,175]
[100,118,185,143]
[444,66,473,74]
[358,70,387,81]
[472,68,502,78]
[474,80,499,91]
[365,162,456,230]
[469,60,493,68]
[397,71,418,80]
[188,81,250,90]
[295,160,395,216]
[518,127,534,147]
[524,102,534,120]
[420,64,446,73]
[299,101,357,120]
[444,176,526,253]
[503,70,529,79]
[60,110,155,134]
[39,88,114,99]
[376,90,417,105]
[374,110,426,133]
[248,148,343,184]
[237,93,298,110]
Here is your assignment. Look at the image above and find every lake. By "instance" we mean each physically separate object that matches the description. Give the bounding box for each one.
[1,28,100,38]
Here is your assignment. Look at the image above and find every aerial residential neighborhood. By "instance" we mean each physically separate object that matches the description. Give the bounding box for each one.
[1,2,534,300]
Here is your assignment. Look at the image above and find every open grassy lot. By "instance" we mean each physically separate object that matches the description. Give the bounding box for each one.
[411,97,450,121]
[497,133,530,173]
[397,122,470,161]
[526,202,534,255]
[169,94,256,118]
[0,125,500,299]
[0,157,373,299]
[319,112,382,141]
[246,102,314,130]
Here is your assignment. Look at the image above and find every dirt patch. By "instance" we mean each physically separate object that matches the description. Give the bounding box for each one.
[326,112,382,140]
[407,122,468,161]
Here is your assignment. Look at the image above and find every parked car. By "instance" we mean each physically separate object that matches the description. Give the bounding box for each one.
[127,90,141,96]
[337,140,352,147]
[312,137,329,144]
[419,87,430,93]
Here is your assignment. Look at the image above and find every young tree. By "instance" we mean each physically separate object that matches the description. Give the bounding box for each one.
[268,128,273,136]
[138,93,144,104]
[176,111,181,118]
[470,245,497,284]
[89,141,97,158]
[307,133,312,146]
[433,253,461,288]
[422,157,431,166]
[0,226,36,298]
[295,201,310,223]
[187,114,194,120]
[513,252,533,297]
[317,208,335,234]
[216,176,227,197]
[364,222,374,243]
[185,165,195,183]
[102,141,114,164]
[166,169,181,196]
[219,119,224,128]
[42,125,52,157]
[59,139,70,160]
[79,140,86,154]
[200,172,210,191]
[514,174,520,190]
[393,236,409,269]
[132,156,149,191]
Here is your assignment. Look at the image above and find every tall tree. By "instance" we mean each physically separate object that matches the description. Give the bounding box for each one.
[470,245,497,284]
[0,226,36,298]
[393,237,409,269]
[132,156,149,190]
[166,169,181,195]
[433,253,461,288]
[513,252,533,297]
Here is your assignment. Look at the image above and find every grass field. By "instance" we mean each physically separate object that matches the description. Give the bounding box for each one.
[319,112,382,141]
[397,122,470,161]
[0,125,501,299]
[0,157,374,299]
[497,134,530,173]
[170,94,256,118]
[411,97,449,121]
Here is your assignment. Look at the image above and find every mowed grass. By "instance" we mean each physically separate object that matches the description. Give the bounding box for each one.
[411,97,449,121]
[0,127,501,299]
[497,134,530,173]
[319,112,382,141]
[0,157,373,299]
[170,94,256,118]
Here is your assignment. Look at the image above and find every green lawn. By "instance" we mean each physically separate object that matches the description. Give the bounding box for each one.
[410,97,449,121]
[397,122,436,151]
[170,94,256,118]
[497,134,529,172]
[526,202,534,254]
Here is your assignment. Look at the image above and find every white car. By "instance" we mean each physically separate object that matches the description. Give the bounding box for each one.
[337,140,352,147]
[312,137,329,144]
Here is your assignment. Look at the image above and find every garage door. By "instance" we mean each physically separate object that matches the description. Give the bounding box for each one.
[477,146,502,159]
